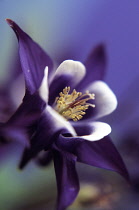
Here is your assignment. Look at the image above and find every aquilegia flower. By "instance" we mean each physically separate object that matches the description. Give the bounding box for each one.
[0,19,129,210]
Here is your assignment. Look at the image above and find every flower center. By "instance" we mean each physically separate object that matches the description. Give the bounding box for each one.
[54,86,95,121]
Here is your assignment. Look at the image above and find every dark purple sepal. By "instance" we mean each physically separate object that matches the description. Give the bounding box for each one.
[19,108,63,169]
[19,147,37,169]
[75,136,129,181]
[57,134,129,181]
[53,148,79,210]
[19,115,52,169]
[6,19,53,94]
[8,91,46,126]
[77,44,106,90]
[0,91,45,147]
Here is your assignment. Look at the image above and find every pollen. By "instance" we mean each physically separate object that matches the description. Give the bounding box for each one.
[54,86,95,121]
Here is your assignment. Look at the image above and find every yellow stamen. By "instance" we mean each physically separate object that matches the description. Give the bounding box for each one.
[54,86,95,121]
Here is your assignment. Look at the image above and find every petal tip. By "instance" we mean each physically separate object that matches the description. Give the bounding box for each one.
[5,18,14,27]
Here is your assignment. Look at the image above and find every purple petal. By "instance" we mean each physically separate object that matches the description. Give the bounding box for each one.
[76,44,106,90]
[57,135,129,181]
[53,149,79,210]
[49,60,86,105]
[6,19,53,94]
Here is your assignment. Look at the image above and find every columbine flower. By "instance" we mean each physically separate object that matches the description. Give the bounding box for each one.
[1,19,129,210]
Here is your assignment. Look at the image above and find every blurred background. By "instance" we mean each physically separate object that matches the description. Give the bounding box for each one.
[0,0,139,209]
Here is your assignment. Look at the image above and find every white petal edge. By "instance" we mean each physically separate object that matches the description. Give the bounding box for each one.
[87,80,118,119]
[79,122,111,141]
[39,66,49,103]
[46,105,76,136]
[50,60,86,86]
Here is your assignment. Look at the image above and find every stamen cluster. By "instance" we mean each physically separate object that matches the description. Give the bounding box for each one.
[54,87,95,121]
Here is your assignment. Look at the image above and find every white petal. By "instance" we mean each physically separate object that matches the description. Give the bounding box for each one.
[51,60,86,86]
[88,81,117,119]
[39,66,49,103]
[46,105,76,136]
[80,122,111,141]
